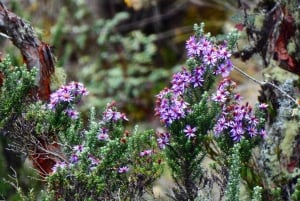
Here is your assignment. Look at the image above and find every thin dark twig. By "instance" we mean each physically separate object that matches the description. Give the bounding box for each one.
[233,65,298,104]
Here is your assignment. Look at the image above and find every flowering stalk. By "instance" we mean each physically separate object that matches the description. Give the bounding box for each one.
[154,23,268,200]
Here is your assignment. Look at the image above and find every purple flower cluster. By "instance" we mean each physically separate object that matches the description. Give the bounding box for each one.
[52,144,102,173]
[155,88,190,126]
[155,35,234,127]
[212,78,267,142]
[171,67,191,95]
[48,82,88,119]
[102,101,128,123]
[171,66,207,95]
[186,35,233,77]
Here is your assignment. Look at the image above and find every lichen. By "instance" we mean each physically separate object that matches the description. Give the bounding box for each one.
[280,120,299,158]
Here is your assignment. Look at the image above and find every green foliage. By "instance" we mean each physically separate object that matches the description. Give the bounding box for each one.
[225,143,241,201]
[291,178,300,201]
[80,17,168,118]
[43,103,163,200]
[0,56,37,128]
[0,51,162,200]
[251,186,262,201]
[271,187,282,201]
[164,91,220,200]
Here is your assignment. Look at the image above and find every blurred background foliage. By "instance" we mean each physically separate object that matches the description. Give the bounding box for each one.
[0,0,241,122]
[0,0,259,200]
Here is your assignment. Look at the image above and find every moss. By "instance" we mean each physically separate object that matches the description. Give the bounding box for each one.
[287,39,296,55]
[50,67,66,91]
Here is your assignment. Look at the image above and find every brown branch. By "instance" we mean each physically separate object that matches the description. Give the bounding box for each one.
[0,1,55,101]
[0,2,61,177]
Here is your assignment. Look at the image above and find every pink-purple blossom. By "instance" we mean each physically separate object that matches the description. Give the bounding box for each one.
[140,149,153,157]
[73,145,85,154]
[102,102,129,122]
[157,132,170,149]
[48,82,89,110]
[259,103,268,109]
[212,78,267,142]
[88,154,101,166]
[155,89,190,126]
[118,166,129,173]
[70,154,79,164]
[97,127,109,141]
[65,108,79,119]
[183,125,197,139]
[171,67,191,95]
[47,82,88,120]
[52,161,68,173]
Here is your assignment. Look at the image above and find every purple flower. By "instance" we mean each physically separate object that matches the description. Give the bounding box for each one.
[203,51,218,66]
[52,161,67,173]
[60,91,73,102]
[184,125,197,139]
[212,91,227,103]
[191,66,205,88]
[121,113,129,121]
[218,45,232,59]
[103,108,121,121]
[97,127,109,141]
[259,103,268,109]
[65,108,79,119]
[48,82,89,110]
[102,104,129,122]
[157,132,170,149]
[233,106,245,121]
[230,121,245,142]
[213,116,228,136]
[198,37,213,54]
[48,94,60,109]
[171,68,191,95]
[70,154,79,164]
[217,78,236,92]
[73,145,84,152]
[118,166,129,173]
[69,81,89,96]
[215,60,233,77]
[155,89,190,126]
[212,78,237,104]
[247,126,258,137]
[88,155,100,166]
[140,149,153,157]
[260,129,267,139]
[186,36,202,57]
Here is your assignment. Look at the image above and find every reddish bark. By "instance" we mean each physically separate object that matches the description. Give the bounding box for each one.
[0,2,59,176]
[0,2,55,101]
[273,6,299,74]
[28,138,61,176]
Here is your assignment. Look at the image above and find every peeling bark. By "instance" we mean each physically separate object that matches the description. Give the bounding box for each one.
[0,2,55,101]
